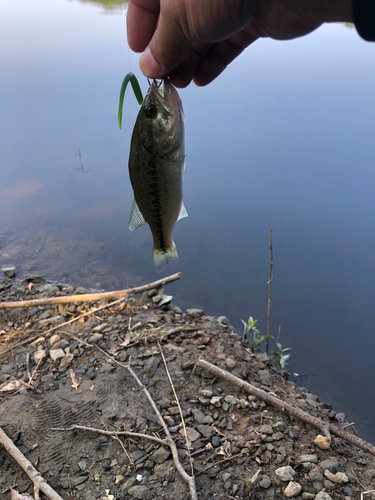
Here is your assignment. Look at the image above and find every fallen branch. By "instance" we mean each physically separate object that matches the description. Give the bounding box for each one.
[0,427,64,500]
[61,333,198,500]
[197,359,375,456]
[0,272,182,309]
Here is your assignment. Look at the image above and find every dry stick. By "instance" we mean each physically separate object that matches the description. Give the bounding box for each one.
[158,342,194,477]
[196,453,243,476]
[0,272,182,309]
[198,359,375,456]
[266,229,273,354]
[62,333,198,500]
[0,427,64,500]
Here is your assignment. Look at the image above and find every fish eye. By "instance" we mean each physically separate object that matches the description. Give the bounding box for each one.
[145,104,157,118]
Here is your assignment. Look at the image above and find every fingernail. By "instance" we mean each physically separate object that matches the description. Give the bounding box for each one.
[140,47,164,78]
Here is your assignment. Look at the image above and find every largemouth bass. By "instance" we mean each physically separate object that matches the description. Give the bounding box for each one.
[128,78,187,271]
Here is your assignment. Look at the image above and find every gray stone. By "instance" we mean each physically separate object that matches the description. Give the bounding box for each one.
[92,323,108,333]
[102,460,111,470]
[49,348,65,361]
[131,450,145,461]
[100,362,115,373]
[197,424,214,438]
[323,480,335,490]
[221,402,229,412]
[319,458,339,474]
[49,334,61,346]
[144,356,161,377]
[70,475,88,487]
[151,446,170,464]
[224,395,238,405]
[335,412,345,423]
[284,482,302,497]
[222,472,231,482]
[297,455,318,464]
[78,458,89,471]
[185,427,201,442]
[259,475,272,488]
[309,467,324,482]
[201,389,213,398]
[259,424,274,435]
[192,409,206,424]
[324,470,348,484]
[212,436,220,447]
[275,466,296,482]
[207,465,220,477]
[128,486,151,499]
[202,415,214,424]
[158,294,173,307]
[272,431,284,441]
[33,350,46,363]
[312,482,324,491]
[302,493,315,500]
[2,266,16,278]
[258,369,272,386]
[315,492,333,500]
[186,308,204,317]
[210,396,222,407]
[88,333,103,343]
[225,358,236,369]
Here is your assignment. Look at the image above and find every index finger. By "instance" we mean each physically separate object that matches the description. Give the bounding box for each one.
[127,0,160,53]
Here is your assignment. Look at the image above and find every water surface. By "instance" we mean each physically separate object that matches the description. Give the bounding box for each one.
[1,0,374,442]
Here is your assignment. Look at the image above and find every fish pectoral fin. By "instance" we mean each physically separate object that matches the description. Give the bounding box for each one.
[177,202,188,221]
[153,244,179,272]
[129,199,146,231]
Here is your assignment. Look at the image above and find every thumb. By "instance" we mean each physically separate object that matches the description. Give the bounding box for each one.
[139,10,192,78]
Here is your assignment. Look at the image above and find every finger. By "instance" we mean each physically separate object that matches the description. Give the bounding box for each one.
[193,29,258,86]
[127,0,160,53]
[169,42,213,88]
[139,4,193,79]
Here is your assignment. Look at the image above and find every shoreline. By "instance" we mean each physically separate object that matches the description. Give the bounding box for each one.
[0,275,374,499]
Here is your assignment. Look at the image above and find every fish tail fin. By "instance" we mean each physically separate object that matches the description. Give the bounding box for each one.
[153,243,179,272]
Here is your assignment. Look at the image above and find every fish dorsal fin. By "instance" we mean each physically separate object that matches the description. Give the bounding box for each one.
[177,202,188,221]
[129,199,146,231]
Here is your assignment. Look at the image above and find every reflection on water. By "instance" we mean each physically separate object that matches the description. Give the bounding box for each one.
[1,0,375,443]
[74,0,127,12]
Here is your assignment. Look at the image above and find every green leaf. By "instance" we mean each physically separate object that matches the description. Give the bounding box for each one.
[118,72,144,129]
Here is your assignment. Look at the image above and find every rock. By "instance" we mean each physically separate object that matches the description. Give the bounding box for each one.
[297,455,318,464]
[115,475,124,485]
[314,435,330,450]
[152,287,164,303]
[259,425,274,435]
[319,458,339,474]
[39,315,65,325]
[202,415,214,424]
[315,492,333,500]
[275,466,296,482]
[78,458,89,471]
[100,362,115,373]
[335,412,345,423]
[33,350,46,363]
[131,450,145,462]
[324,470,348,483]
[284,481,302,497]
[197,424,214,438]
[323,480,335,490]
[210,396,222,407]
[186,308,204,317]
[258,369,272,386]
[224,395,238,405]
[164,416,174,426]
[39,284,60,293]
[49,334,61,346]
[201,389,213,398]
[212,436,220,447]
[128,485,151,499]
[144,356,161,377]
[151,447,170,464]
[92,323,108,333]
[158,294,173,307]
[225,358,236,369]
[312,482,324,491]
[260,475,272,488]
[272,432,284,441]
[70,475,88,487]
[185,427,201,442]
[302,493,315,500]
[102,460,111,470]
[2,266,16,278]
[49,348,65,361]
[309,467,324,482]
[221,402,229,412]
[192,409,206,424]
[88,333,103,343]
[59,353,74,371]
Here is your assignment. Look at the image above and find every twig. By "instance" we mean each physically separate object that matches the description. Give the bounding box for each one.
[342,422,355,429]
[198,359,375,456]
[50,424,168,446]
[58,333,198,500]
[196,453,243,475]
[266,229,273,354]
[158,342,194,477]
[0,272,182,309]
[0,427,64,500]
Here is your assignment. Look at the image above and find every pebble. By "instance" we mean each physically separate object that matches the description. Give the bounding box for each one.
[2,266,16,278]
[210,396,222,407]
[323,480,335,490]
[192,409,206,424]
[144,356,161,377]
[59,353,74,371]
[201,389,213,398]
[224,395,238,405]
[49,334,61,346]
[49,348,65,361]
[33,350,46,363]
[151,447,170,464]
[101,460,111,470]
[324,471,348,483]
[319,458,339,474]
[309,467,324,482]
[272,431,284,441]
[259,424,274,435]
[88,333,103,343]
[258,369,272,386]
[202,416,214,424]
[212,436,220,447]
[275,466,296,482]
[259,475,272,488]
[128,485,151,499]
[185,427,201,442]
[284,481,302,497]
[70,475,88,487]
[302,493,316,500]
[335,412,346,423]
[225,358,236,369]
[197,424,214,438]
[314,435,331,450]
[298,454,318,464]
[185,308,204,317]
[78,458,89,471]
[315,492,333,500]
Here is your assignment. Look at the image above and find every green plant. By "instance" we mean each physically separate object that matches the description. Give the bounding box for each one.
[273,341,291,369]
[241,316,271,353]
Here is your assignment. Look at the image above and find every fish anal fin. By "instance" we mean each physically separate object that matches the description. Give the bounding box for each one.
[177,202,188,221]
[153,244,179,272]
[129,199,146,231]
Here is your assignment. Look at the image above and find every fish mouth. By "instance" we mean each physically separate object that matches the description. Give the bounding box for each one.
[147,78,175,112]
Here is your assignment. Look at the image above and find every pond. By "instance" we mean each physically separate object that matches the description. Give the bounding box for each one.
[1,0,374,443]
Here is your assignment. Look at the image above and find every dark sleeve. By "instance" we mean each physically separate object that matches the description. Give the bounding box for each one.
[352,0,375,41]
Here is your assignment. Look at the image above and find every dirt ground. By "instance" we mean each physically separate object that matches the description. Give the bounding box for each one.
[0,276,374,500]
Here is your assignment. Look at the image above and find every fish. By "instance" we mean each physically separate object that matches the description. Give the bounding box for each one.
[128,78,187,272]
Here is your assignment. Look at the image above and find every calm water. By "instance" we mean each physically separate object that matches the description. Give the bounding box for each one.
[1,0,374,442]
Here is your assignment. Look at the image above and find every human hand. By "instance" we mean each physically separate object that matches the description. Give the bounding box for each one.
[127,0,353,87]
